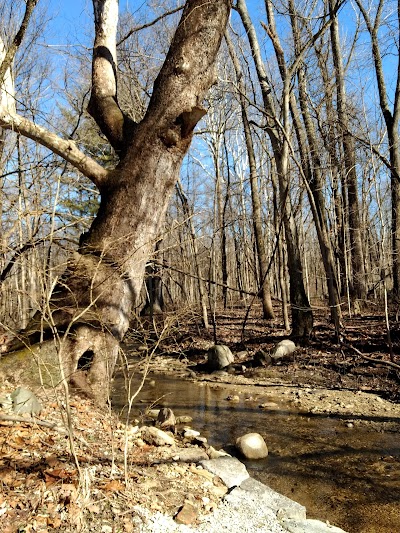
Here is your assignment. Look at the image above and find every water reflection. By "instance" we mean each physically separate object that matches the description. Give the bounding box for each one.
[112,373,400,533]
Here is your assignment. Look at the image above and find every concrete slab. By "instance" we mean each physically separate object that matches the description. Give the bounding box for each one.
[240,477,306,520]
[281,518,348,532]
[200,457,249,488]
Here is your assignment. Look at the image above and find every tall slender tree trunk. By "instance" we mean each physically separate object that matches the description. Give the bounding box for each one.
[329,0,366,300]
[226,35,274,319]
[237,0,312,336]
[284,0,341,334]
[176,180,209,328]
[354,0,400,294]
[271,169,290,329]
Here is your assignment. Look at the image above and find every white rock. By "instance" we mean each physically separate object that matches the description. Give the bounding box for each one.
[11,387,42,415]
[184,429,201,438]
[236,432,268,460]
[207,446,231,459]
[272,339,297,361]
[207,345,234,370]
[141,426,175,446]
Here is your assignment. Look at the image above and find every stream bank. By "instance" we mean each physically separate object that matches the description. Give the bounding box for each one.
[112,350,400,532]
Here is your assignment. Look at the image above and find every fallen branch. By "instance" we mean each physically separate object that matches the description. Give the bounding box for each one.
[0,413,67,433]
[342,342,400,372]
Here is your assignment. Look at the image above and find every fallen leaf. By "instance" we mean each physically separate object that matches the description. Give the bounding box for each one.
[0,469,15,485]
[45,455,61,468]
[87,503,101,513]
[123,517,135,532]
[44,468,77,486]
[103,480,125,492]
[47,515,62,528]
[45,468,77,480]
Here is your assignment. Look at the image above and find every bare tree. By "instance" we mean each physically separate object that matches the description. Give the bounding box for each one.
[226,33,275,319]
[237,0,313,338]
[283,0,342,334]
[328,0,366,301]
[0,0,231,401]
[353,0,400,294]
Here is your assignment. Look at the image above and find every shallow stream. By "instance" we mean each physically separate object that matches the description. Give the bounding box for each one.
[112,374,400,533]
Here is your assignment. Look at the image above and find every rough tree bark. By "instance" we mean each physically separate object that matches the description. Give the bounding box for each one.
[0,0,232,401]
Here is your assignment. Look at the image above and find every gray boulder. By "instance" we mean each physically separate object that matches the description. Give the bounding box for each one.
[236,432,268,459]
[207,345,234,370]
[176,448,209,463]
[254,349,272,366]
[141,426,175,446]
[11,387,42,415]
[156,407,176,432]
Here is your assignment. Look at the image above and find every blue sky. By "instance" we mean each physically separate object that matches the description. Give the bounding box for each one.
[37,0,398,116]
[45,1,261,43]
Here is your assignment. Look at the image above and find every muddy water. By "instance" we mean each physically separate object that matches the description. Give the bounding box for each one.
[112,374,400,533]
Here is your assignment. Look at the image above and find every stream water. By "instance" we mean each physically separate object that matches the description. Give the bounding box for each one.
[112,373,400,533]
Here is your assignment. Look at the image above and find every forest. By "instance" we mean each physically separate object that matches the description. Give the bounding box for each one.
[1,0,399,382]
[1,1,400,532]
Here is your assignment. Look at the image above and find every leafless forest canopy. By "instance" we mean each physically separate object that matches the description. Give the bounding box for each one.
[0,0,399,341]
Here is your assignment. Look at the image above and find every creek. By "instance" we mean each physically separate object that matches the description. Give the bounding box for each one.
[112,373,400,533]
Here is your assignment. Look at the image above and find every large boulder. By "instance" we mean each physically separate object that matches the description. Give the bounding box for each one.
[156,407,176,432]
[207,345,234,371]
[254,349,272,366]
[236,432,268,459]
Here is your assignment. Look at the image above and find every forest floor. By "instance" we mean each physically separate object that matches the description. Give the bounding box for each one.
[0,303,400,532]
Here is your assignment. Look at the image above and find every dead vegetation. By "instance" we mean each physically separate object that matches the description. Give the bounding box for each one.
[1,303,399,532]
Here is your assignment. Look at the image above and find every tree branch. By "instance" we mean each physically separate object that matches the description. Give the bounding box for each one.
[88,0,133,153]
[0,0,38,85]
[0,413,68,434]
[0,112,108,188]
[117,5,184,47]
[0,23,108,189]
[342,341,400,373]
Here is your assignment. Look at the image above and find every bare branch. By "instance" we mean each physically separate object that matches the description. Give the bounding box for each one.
[342,341,400,372]
[0,0,38,85]
[88,0,133,153]
[0,21,108,189]
[0,112,108,188]
[117,5,185,47]
[0,413,67,434]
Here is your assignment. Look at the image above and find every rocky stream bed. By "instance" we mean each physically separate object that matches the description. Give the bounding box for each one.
[1,307,400,532]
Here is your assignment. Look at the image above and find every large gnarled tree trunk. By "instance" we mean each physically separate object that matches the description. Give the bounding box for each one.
[0,0,231,400]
